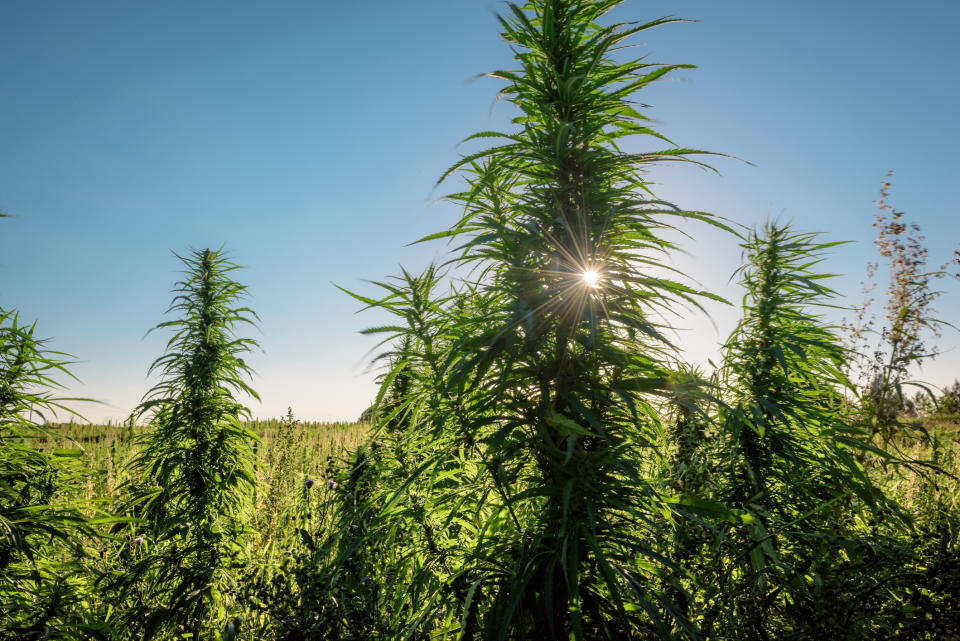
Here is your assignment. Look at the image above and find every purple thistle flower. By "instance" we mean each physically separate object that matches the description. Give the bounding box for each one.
[327,479,337,490]
[305,477,315,489]
[133,536,144,545]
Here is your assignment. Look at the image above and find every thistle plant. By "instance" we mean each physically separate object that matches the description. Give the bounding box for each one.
[111,247,258,640]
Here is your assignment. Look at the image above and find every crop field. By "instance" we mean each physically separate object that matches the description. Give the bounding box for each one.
[3,1,960,640]
[6,403,960,639]
[45,418,368,520]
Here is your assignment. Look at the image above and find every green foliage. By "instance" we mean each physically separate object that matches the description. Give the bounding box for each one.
[331,1,736,638]
[698,222,893,639]
[721,223,869,513]
[106,248,260,640]
[278,4,960,640]
[0,311,98,639]
[4,3,960,641]
[251,408,304,554]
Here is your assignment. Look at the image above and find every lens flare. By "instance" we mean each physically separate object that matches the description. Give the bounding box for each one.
[582,269,600,288]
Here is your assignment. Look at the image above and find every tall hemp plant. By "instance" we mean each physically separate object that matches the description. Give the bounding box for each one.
[350,1,734,638]
[1,215,96,640]
[110,248,258,640]
[249,263,465,640]
[708,222,893,640]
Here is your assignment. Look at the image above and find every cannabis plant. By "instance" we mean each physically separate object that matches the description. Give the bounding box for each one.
[109,248,258,640]
[0,309,97,639]
[709,222,891,640]
[344,1,735,638]
[2,211,97,639]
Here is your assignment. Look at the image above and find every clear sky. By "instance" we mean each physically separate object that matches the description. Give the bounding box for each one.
[2,0,958,423]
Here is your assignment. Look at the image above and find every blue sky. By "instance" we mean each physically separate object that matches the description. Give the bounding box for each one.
[2,0,958,422]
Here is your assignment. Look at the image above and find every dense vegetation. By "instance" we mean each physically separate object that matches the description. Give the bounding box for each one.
[2,1,959,639]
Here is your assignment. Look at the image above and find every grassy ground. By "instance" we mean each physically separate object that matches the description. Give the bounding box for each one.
[882,412,960,526]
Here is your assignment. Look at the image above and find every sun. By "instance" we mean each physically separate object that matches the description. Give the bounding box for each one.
[582,269,600,288]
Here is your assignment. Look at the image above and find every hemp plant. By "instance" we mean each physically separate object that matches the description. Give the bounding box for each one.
[347,1,734,638]
[112,248,258,640]
[1,215,95,639]
[710,222,890,640]
[0,310,95,639]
